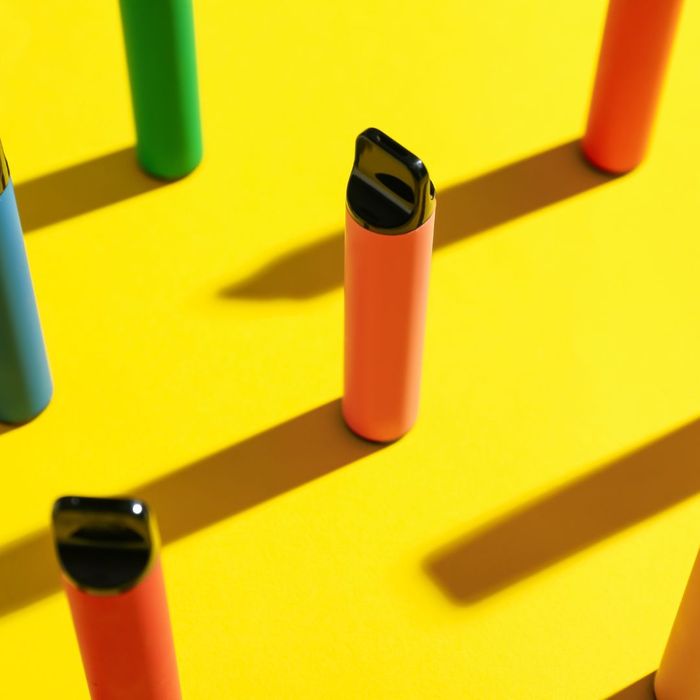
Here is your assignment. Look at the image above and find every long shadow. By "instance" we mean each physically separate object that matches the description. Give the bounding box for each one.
[0,399,381,617]
[425,418,700,603]
[14,147,166,233]
[223,139,615,300]
[605,672,656,699]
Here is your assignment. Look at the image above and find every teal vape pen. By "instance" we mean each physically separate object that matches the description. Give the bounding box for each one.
[119,0,203,180]
[0,141,52,424]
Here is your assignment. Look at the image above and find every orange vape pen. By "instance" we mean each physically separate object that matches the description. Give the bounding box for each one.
[343,128,435,442]
[656,549,700,698]
[52,497,181,700]
[583,0,684,173]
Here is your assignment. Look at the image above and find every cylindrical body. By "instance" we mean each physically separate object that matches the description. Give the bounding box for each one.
[343,128,435,442]
[582,0,684,173]
[656,550,700,699]
[54,496,181,700]
[0,175,52,424]
[64,561,181,700]
[344,210,434,442]
[119,0,203,180]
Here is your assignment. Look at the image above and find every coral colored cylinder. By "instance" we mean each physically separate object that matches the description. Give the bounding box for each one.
[53,497,181,700]
[582,0,684,173]
[63,562,181,700]
[343,210,434,442]
[656,549,700,699]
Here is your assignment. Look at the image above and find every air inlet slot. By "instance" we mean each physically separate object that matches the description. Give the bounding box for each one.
[375,173,415,203]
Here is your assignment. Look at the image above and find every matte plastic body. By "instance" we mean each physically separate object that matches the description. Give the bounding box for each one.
[119,0,203,180]
[64,560,181,700]
[583,0,683,173]
[343,209,434,442]
[656,550,700,699]
[0,181,52,424]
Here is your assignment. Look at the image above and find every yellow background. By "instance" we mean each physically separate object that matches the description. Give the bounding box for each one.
[1,0,699,697]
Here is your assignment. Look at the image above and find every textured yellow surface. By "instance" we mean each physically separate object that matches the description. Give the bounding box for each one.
[1,1,700,697]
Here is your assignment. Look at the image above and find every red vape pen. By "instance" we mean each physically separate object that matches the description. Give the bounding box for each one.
[583,0,684,173]
[343,128,436,442]
[52,496,181,700]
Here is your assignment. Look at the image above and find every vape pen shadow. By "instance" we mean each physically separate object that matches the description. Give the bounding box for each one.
[605,672,656,699]
[136,399,378,544]
[0,399,381,617]
[425,418,700,604]
[14,147,166,233]
[222,139,616,300]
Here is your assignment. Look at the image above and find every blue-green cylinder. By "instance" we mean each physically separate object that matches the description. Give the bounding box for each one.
[0,161,52,424]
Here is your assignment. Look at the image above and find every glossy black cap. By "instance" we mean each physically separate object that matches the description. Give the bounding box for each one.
[346,127,435,235]
[52,496,159,595]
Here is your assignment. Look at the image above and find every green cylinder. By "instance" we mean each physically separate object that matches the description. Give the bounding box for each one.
[119,0,203,180]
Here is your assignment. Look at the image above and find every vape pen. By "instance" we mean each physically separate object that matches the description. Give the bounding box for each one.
[119,0,203,180]
[52,497,181,700]
[343,128,435,442]
[582,0,684,173]
[0,140,52,424]
[656,549,700,699]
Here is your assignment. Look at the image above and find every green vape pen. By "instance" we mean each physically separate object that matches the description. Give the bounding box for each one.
[119,0,203,180]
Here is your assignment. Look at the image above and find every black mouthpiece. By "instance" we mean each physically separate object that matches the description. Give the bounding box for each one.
[346,127,435,235]
[52,496,158,595]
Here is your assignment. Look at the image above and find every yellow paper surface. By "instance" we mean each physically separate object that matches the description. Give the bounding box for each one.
[1,1,699,697]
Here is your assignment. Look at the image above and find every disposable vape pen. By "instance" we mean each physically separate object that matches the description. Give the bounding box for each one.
[52,497,181,700]
[656,549,700,699]
[582,0,684,173]
[343,128,435,443]
[119,0,203,180]
[0,140,52,424]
